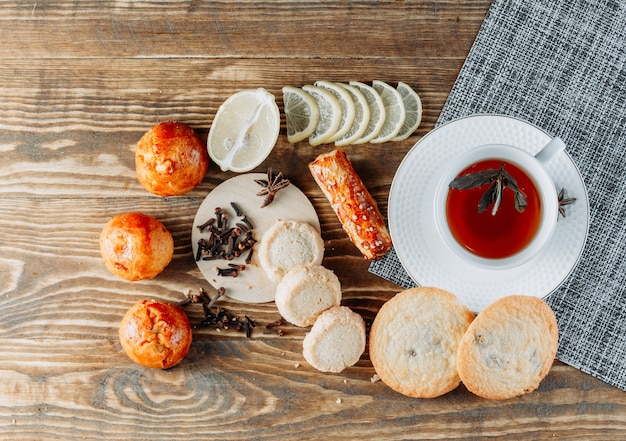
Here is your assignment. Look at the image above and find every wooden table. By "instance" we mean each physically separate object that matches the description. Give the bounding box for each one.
[1,1,625,439]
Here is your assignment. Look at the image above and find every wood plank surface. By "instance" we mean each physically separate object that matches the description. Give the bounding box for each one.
[1,1,625,439]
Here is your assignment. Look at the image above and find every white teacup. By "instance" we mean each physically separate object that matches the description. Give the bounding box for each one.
[434,137,565,270]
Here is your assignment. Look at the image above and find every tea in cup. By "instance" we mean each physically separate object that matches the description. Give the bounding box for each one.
[435,138,564,269]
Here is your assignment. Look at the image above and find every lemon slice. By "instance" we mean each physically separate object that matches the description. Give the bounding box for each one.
[314,80,356,142]
[282,86,320,144]
[392,82,423,141]
[334,83,371,147]
[208,88,280,173]
[302,85,342,146]
[370,80,406,144]
[349,81,386,144]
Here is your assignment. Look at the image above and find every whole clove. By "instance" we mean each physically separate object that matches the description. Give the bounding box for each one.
[230,202,243,217]
[195,239,207,261]
[205,286,225,309]
[217,267,239,277]
[244,316,256,338]
[196,217,215,232]
[214,207,223,228]
[202,253,224,261]
[225,235,236,259]
[264,317,287,336]
[266,317,286,328]
[240,216,254,230]
[220,213,230,230]
[263,328,285,337]
[244,248,254,265]
[235,222,250,233]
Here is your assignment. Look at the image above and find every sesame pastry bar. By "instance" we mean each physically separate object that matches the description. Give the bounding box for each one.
[308,149,392,260]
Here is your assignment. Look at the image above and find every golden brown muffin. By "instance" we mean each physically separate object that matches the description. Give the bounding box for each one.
[100,212,174,281]
[136,121,209,196]
[119,300,192,369]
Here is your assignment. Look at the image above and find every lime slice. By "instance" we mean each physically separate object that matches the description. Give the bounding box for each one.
[371,80,406,144]
[282,86,320,144]
[349,81,386,144]
[302,85,342,146]
[392,82,423,141]
[334,83,371,147]
[314,80,356,142]
[208,88,280,173]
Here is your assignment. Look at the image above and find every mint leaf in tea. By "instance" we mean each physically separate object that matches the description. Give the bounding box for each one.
[449,163,528,216]
[446,160,541,259]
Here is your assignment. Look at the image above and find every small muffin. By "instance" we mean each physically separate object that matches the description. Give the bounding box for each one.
[136,121,209,196]
[119,300,192,369]
[100,212,174,281]
[302,306,366,373]
[369,287,475,398]
[258,220,324,282]
[456,295,559,400]
[275,265,342,327]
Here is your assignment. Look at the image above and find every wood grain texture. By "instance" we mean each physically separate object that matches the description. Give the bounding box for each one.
[1,1,625,439]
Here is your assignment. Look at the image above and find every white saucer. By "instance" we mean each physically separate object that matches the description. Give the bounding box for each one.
[389,114,589,312]
[191,173,320,303]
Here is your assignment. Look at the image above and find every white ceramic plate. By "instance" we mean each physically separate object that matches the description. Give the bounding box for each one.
[192,173,320,303]
[389,114,589,312]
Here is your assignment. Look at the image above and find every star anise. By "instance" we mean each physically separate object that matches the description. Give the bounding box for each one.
[255,167,290,207]
[557,188,576,218]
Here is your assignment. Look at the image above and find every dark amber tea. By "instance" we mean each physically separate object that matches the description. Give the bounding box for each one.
[446,159,542,259]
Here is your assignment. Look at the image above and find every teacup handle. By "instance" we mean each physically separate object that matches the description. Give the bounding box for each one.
[535,137,565,165]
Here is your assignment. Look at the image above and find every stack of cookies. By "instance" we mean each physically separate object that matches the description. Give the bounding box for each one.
[258,219,366,373]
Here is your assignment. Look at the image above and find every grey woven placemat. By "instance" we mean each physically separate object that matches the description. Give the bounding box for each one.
[370,0,626,391]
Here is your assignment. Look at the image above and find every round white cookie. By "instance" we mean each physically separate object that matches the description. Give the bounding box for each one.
[258,220,324,282]
[369,287,475,398]
[275,265,342,327]
[302,306,366,373]
[456,295,559,400]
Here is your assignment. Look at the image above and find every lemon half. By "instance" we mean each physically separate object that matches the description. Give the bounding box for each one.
[208,88,280,173]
